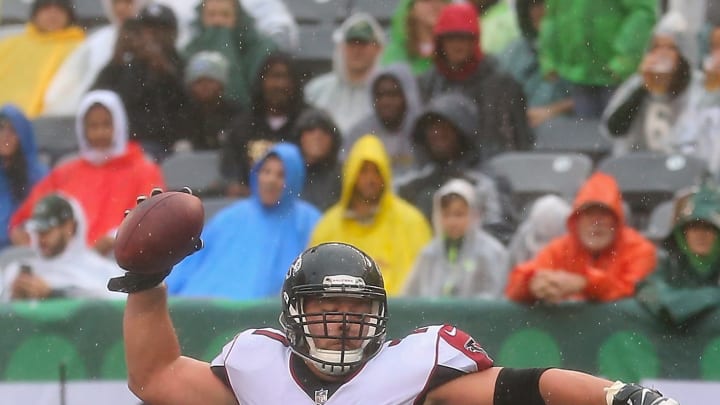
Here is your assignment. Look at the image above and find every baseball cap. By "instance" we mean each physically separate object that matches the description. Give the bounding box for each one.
[27,195,74,232]
[185,51,230,86]
[345,21,377,42]
[137,3,177,31]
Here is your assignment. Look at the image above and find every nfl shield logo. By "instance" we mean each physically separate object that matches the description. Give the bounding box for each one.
[314,388,328,404]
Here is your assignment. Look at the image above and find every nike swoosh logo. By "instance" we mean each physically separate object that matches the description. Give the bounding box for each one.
[446,327,457,337]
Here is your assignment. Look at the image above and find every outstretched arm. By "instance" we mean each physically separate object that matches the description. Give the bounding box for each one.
[425,367,677,405]
[124,285,237,405]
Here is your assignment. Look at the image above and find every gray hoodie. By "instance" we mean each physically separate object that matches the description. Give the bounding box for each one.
[304,13,386,135]
[402,178,509,299]
[344,63,422,176]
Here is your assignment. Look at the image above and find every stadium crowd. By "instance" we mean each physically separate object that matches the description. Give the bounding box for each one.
[0,0,719,325]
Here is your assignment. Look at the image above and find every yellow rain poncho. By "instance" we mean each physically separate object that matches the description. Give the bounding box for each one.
[310,135,432,296]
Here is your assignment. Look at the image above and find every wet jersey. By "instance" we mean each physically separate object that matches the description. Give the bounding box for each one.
[210,324,493,405]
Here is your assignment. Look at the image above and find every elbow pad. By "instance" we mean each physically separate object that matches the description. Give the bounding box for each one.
[606,381,680,405]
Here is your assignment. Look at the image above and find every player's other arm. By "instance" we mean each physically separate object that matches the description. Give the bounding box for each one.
[424,367,677,405]
[124,285,237,405]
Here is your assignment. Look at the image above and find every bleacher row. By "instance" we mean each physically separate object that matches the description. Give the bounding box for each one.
[27,112,702,242]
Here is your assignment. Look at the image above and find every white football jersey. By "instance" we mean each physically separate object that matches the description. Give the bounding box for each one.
[211,324,493,405]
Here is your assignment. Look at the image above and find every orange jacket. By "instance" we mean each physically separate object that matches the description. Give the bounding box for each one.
[505,172,657,302]
[10,142,164,245]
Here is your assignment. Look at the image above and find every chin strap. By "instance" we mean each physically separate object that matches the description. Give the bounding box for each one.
[606,381,680,405]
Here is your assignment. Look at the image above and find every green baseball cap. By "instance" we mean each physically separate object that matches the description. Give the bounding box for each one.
[27,194,74,232]
[345,21,377,42]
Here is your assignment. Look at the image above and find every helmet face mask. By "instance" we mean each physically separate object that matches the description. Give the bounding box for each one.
[280,243,389,376]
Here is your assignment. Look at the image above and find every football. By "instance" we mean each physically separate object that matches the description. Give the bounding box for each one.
[114,191,204,273]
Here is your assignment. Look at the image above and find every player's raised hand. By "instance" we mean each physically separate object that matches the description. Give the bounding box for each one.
[108,187,204,293]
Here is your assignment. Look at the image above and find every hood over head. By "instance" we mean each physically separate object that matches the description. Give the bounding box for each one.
[567,172,625,237]
[27,192,88,257]
[331,12,386,81]
[524,194,572,253]
[431,177,480,234]
[367,62,422,135]
[340,134,393,209]
[249,142,305,209]
[673,182,720,232]
[75,90,129,165]
[411,92,479,164]
[433,2,483,79]
[652,11,697,69]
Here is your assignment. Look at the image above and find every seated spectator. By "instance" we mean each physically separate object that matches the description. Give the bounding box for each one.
[382,0,449,74]
[396,93,509,238]
[603,12,700,155]
[0,0,85,117]
[497,0,573,128]
[538,0,656,118]
[345,63,421,177]
[636,183,720,325]
[93,5,188,160]
[507,194,571,268]
[419,3,532,162]
[178,51,242,151]
[402,178,509,298]
[293,109,343,212]
[0,194,122,301]
[310,135,432,296]
[9,90,165,255]
[0,106,49,250]
[672,22,720,174]
[305,13,386,135]
[166,143,320,300]
[43,0,147,116]
[183,0,277,108]
[155,0,296,54]
[506,172,657,304]
[468,0,520,55]
[221,53,310,197]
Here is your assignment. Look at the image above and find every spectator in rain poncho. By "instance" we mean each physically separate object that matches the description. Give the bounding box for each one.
[166,143,320,300]
[402,178,509,299]
[43,0,148,116]
[0,105,49,249]
[9,90,165,255]
[602,12,703,156]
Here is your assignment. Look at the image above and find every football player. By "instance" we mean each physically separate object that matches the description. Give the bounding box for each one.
[112,214,678,405]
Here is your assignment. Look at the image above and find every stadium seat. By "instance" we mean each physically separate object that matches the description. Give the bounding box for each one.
[597,152,708,229]
[161,150,223,197]
[0,23,24,40]
[285,0,348,25]
[74,0,109,28]
[643,199,675,243]
[347,0,400,27]
[202,196,238,222]
[0,0,30,25]
[534,116,613,166]
[485,151,593,214]
[32,115,78,167]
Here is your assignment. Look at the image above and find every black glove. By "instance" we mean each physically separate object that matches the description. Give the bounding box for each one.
[609,382,679,405]
[107,187,203,294]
